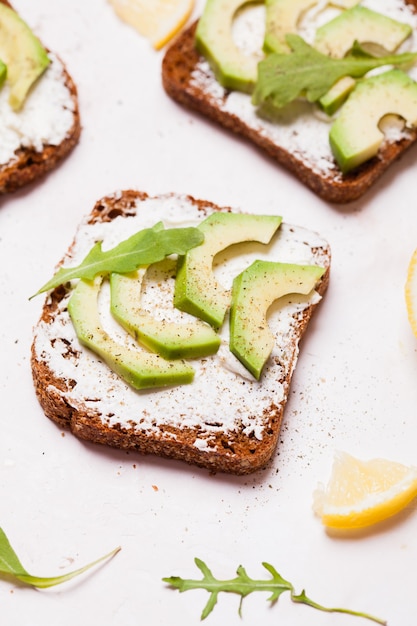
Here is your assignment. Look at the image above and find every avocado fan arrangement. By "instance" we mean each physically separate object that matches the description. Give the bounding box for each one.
[34,212,324,389]
[196,0,417,173]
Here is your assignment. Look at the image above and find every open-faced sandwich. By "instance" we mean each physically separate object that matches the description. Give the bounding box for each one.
[31,190,330,474]
[0,0,80,194]
[162,0,417,203]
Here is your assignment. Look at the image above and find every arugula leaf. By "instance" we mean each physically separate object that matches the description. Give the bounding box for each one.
[163,558,386,624]
[252,34,417,110]
[0,527,120,588]
[32,223,204,298]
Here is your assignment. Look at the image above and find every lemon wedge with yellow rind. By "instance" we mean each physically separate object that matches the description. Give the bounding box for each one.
[313,451,417,529]
[108,0,195,50]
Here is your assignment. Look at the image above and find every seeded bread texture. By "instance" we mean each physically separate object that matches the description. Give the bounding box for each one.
[162,1,417,204]
[31,190,330,475]
[0,0,80,195]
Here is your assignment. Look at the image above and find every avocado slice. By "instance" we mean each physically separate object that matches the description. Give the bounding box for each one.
[329,69,417,173]
[264,0,360,54]
[319,75,356,116]
[195,0,261,93]
[314,6,412,59]
[174,213,282,329]
[229,261,325,379]
[0,3,50,110]
[0,60,6,90]
[264,0,318,54]
[110,263,221,360]
[68,275,194,390]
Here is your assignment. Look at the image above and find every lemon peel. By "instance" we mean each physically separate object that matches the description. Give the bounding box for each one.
[108,0,195,50]
[313,451,417,529]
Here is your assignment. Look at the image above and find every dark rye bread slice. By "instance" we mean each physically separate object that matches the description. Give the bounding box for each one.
[162,0,417,204]
[31,190,331,475]
[0,0,80,195]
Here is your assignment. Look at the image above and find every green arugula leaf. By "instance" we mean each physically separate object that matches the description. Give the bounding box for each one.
[0,527,120,588]
[252,34,417,109]
[163,558,386,624]
[32,223,204,298]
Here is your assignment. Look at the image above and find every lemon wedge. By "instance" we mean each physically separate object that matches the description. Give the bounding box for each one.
[313,451,417,529]
[108,0,195,50]
[405,248,417,337]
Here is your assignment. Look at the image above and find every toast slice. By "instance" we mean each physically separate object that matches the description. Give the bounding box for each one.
[31,190,330,475]
[162,1,417,204]
[0,1,80,194]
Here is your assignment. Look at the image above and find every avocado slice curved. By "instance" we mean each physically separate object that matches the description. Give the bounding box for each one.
[0,3,50,110]
[230,261,325,379]
[314,6,412,59]
[264,0,360,54]
[329,69,417,173]
[109,264,221,360]
[68,276,194,390]
[195,0,261,93]
[264,0,318,54]
[174,213,282,329]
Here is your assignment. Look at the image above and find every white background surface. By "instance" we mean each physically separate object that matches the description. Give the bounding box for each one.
[1,1,417,625]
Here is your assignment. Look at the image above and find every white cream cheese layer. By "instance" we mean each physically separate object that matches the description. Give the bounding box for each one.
[33,194,329,443]
[192,0,417,178]
[0,53,76,166]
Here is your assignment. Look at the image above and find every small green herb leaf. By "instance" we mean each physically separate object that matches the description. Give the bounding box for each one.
[252,34,417,110]
[0,527,120,589]
[163,558,386,624]
[32,224,204,298]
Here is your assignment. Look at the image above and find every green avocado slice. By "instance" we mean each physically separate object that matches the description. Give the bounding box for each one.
[0,3,50,110]
[109,262,221,360]
[230,260,325,379]
[0,60,6,90]
[314,6,412,59]
[329,69,417,173]
[68,275,195,391]
[195,0,261,93]
[264,0,360,54]
[174,213,282,329]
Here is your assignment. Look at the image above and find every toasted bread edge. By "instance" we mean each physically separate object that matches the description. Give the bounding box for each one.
[31,190,330,475]
[0,1,81,195]
[161,6,417,204]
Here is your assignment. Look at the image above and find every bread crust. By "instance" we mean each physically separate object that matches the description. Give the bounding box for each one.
[0,1,80,194]
[162,1,417,204]
[31,190,330,475]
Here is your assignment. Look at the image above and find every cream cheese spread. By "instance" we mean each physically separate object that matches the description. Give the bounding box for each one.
[192,0,417,177]
[33,194,330,445]
[0,53,76,166]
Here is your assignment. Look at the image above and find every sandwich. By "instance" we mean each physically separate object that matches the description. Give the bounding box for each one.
[31,190,330,475]
[0,1,80,194]
[162,0,417,203]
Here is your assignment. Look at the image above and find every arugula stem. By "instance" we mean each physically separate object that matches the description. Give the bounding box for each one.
[292,591,387,625]
[0,527,120,589]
